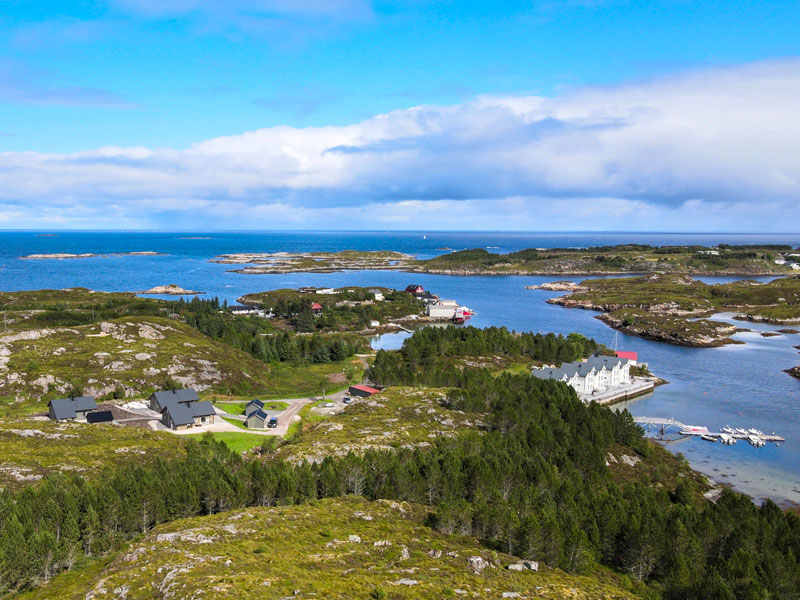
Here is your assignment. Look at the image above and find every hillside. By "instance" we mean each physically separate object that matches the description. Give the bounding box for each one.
[416,245,798,276]
[0,419,185,490]
[0,315,273,414]
[276,387,482,463]
[21,497,639,600]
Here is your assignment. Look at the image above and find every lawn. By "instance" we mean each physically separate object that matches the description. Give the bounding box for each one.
[214,400,289,415]
[184,431,266,453]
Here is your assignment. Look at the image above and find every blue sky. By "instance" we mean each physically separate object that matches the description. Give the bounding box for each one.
[1,0,800,230]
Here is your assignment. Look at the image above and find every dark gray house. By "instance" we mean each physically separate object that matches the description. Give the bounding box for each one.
[48,396,97,421]
[246,408,268,429]
[149,388,200,412]
[151,388,215,430]
[244,399,264,417]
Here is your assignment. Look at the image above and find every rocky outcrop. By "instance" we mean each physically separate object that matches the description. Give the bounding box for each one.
[138,284,203,295]
[597,313,740,348]
[525,281,587,291]
[785,366,800,379]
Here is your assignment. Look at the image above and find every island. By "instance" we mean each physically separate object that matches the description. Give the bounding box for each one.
[543,273,800,347]
[20,251,165,259]
[210,244,800,276]
[137,284,203,295]
[211,250,417,273]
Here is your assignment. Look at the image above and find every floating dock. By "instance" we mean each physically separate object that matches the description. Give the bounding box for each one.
[633,416,784,445]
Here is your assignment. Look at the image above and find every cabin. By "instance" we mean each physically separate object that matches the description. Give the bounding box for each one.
[229,305,260,316]
[311,302,323,316]
[150,388,215,430]
[48,396,98,421]
[405,284,424,295]
[246,409,269,429]
[419,291,438,303]
[369,288,384,301]
[348,384,380,398]
[244,399,265,417]
[149,388,199,412]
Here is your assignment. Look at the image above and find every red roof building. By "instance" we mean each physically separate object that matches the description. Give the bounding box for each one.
[616,351,638,362]
[348,384,380,397]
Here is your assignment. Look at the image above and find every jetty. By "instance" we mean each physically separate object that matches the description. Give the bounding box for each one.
[633,416,784,445]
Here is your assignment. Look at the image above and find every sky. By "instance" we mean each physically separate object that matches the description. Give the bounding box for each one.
[1,0,800,231]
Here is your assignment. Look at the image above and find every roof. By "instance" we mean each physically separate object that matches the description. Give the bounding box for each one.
[163,402,195,427]
[190,401,216,418]
[248,409,268,422]
[311,302,323,310]
[49,397,77,420]
[350,384,380,395]
[247,399,264,409]
[585,355,630,370]
[49,396,97,419]
[616,351,638,361]
[151,389,199,407]
[73,396,97,412]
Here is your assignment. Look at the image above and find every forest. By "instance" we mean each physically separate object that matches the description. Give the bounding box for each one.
[1,326,798,599]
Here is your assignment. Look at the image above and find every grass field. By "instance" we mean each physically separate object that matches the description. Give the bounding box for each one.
[184,431,266,453]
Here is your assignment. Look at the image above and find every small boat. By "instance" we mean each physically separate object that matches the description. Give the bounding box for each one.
[452,316,466,324]
[460,307,475,316]
[748,428,764,436]
[701,434,717,443]
[721,426,734,434]
[747,435,766,447]
[720,434,737,445]
[735,428,749,435]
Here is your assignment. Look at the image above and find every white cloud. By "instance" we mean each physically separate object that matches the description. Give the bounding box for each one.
[2,59,800,230]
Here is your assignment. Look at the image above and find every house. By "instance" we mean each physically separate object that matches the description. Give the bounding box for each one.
[48,396,98,421]
[368,288,384,301]
[244,399,265,417]
[419,291,439,304]
[405,284,424,295]
[697,250,720,256]
[150,388,215,430]
[615,350,638,365]
[246,409,269,429]
[311,302,323,316]
[791,263,800,271]
[775,258,787,265]
[348,384,380,398]
[149,388,199,412]
[316,288,336,295]
[531,355,633,397]
[427,300,459,319]
[229,305,260,315]
[160,400,215,430]
[369,320,380,327]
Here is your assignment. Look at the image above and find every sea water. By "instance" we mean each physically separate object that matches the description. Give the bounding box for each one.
[1,231,799,504]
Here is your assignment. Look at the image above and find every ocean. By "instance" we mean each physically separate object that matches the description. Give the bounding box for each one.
[1,230,799,505]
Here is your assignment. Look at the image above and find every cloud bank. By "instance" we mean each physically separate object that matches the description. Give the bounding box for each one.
[2,59,800,230]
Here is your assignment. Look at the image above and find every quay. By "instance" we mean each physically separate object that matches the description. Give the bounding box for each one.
[633,416,785,444]
[581,378,655,405]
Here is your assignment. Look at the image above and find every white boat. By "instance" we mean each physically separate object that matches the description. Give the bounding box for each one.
[719,433,736,445]
[735,428,749,435]
[747,435,766,447]
[721,426,734,434]
[748,428,764,436]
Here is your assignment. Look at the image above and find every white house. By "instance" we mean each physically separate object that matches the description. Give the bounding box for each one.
[369,288,385,301]
[532,355,632,396]
[775,258,787,265]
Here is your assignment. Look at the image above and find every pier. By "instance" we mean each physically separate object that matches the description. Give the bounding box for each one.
[633,416,785,444]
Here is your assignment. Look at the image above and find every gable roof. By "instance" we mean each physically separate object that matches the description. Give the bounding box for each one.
[87,410,114,424]
[586,355,630,370]
[616,351,638,361]
[248,409,268,422]
[73,396,98,412]
[163,402,194,427]
[49,397,77,420]
[190,401,215,418]
[151,389,199,408]
[247,399,264,409]
[350,384,380,395]
[311,302,323,310]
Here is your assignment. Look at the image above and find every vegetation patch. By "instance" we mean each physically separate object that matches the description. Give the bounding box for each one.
[276,387,482,463]
[0,419,184,490]
[22,497,638,600]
